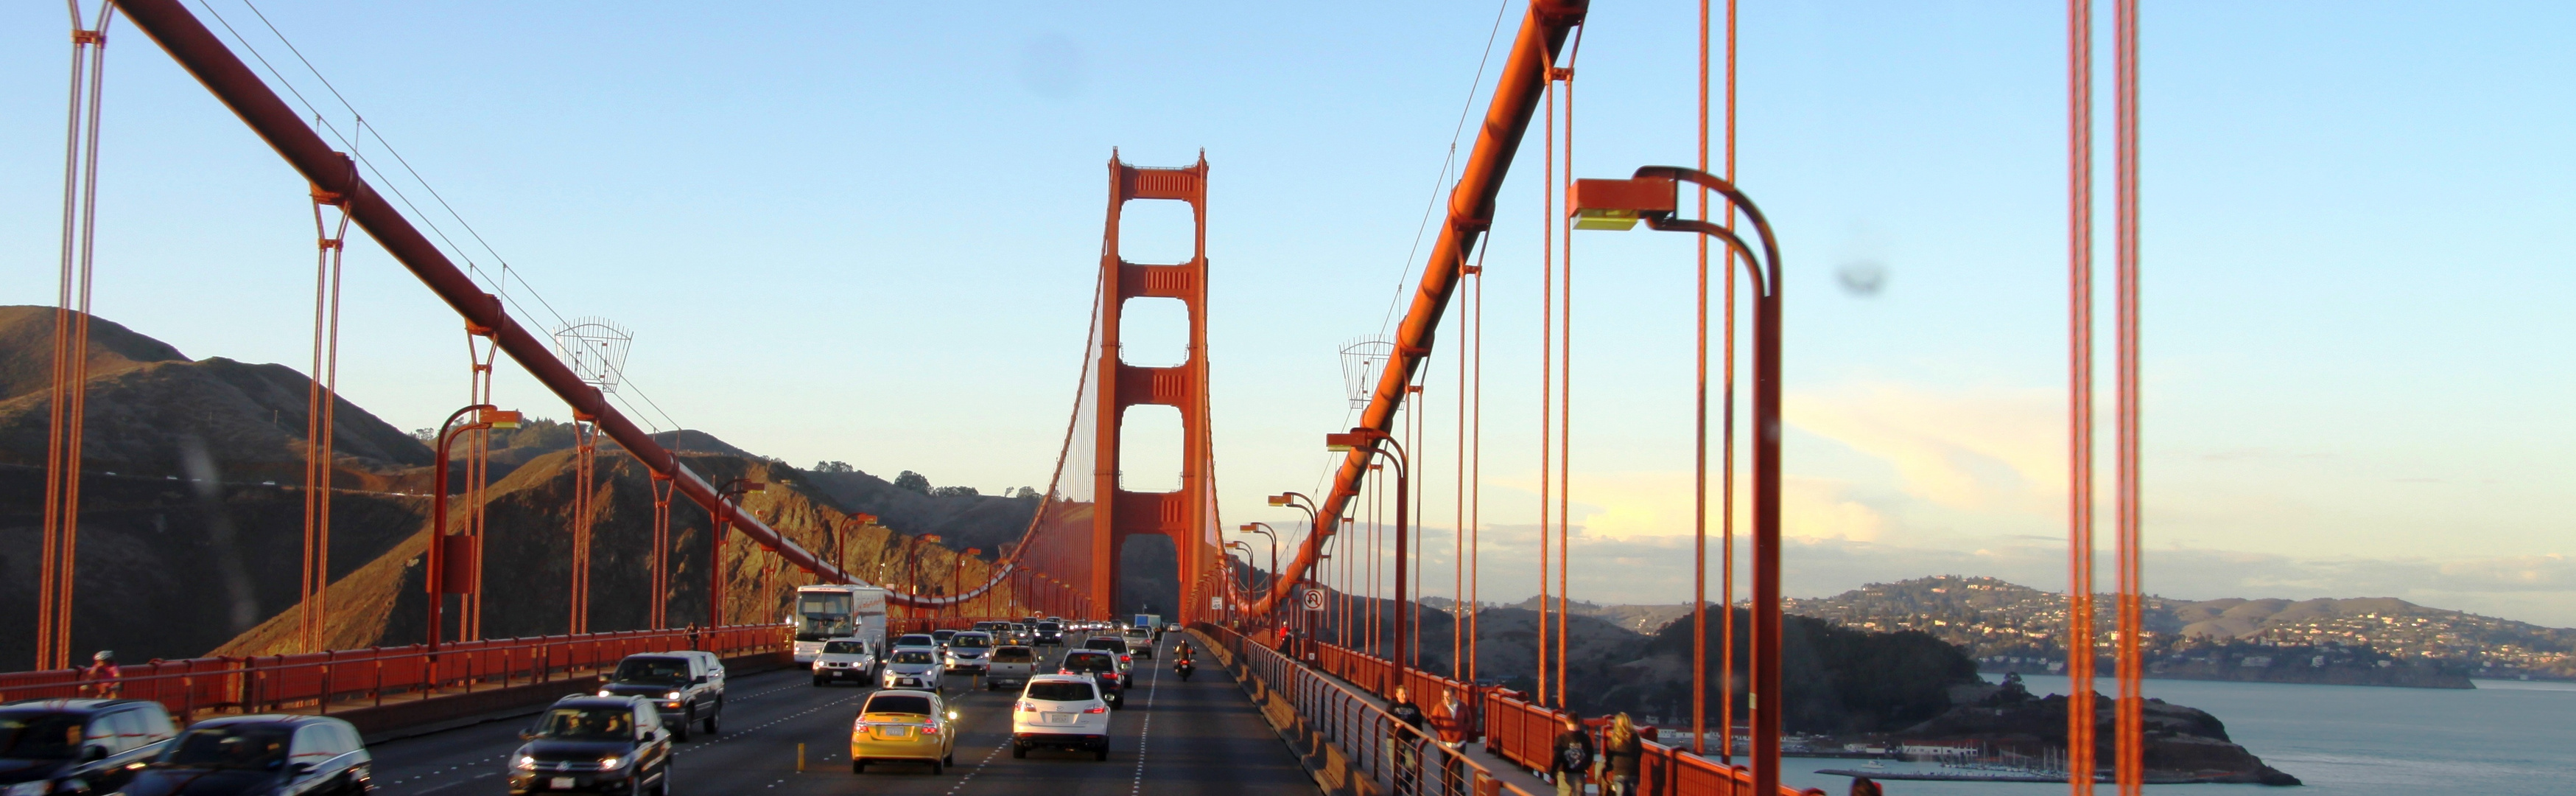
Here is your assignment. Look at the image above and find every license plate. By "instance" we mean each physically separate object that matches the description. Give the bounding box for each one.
[882,726,911,738]
[1044,713,1075,725]
[550,777,576,789]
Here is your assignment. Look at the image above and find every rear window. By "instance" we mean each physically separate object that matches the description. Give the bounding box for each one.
[1025,682,1097,702]
[166,725,292,769]
[611,657,691,685]
[1084,638,1129,652]
[863,694,933,716]
[992,647,1036,663]
[1063,653,1113,673]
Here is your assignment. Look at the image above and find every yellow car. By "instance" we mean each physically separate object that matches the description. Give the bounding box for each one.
[849,690,958,774]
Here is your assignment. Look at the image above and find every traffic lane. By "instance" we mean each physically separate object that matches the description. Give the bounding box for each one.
[726,642,1100,796]
[364,667,857,795]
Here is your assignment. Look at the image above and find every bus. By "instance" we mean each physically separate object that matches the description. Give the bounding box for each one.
[787,584,888,663]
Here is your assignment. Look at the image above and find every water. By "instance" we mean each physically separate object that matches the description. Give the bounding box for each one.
[1782,675,2576,796]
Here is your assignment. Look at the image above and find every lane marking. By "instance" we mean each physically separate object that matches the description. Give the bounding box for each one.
[1131,634,1166,795]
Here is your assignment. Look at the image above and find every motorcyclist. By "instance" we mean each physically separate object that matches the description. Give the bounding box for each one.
[1173,644,1196,681]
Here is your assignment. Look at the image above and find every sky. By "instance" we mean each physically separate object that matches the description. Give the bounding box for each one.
[3,2,2571,626]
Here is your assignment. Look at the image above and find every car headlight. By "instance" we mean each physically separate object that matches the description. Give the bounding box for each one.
[664,691,682,700]
[599,755,625,769]
[597,689,614,697]
[513,755,537,770]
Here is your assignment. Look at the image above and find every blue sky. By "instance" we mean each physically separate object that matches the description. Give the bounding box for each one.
[4,2,2570,625]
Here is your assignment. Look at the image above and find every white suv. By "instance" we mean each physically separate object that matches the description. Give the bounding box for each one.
[1010,674,1112,761]
[811,638,878,686]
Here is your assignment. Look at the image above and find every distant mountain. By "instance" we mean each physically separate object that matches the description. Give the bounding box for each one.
[1783,575,2574,682]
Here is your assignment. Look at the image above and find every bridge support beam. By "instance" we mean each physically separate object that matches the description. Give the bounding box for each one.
[1093,153,1218,624]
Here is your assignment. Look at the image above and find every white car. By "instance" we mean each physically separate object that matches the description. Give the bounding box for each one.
[812,638,879,686]
[944,632,996,674]
[881,647,944,691]
[1010,674,1112,760]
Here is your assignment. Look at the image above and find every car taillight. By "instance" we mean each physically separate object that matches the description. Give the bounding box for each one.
[1119,654,1131,664]
[1083,706,1107,714]
[922,725,941,735]
[1059,668,1074,675]
[1019,702,1039,713]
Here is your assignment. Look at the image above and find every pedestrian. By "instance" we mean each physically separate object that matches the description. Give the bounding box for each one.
[1550,713,1596,796]
[1602,713,1643,796]
[1848,775,1884,796]
[1387,686,1429,796]
[82,651,121,698]
[1429,686,1474,795]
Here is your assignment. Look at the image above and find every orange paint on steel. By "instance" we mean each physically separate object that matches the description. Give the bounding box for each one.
[1693,0,1710,757]
[302,185,351,653]
[1719,0,1741,764]
[2066,0,2099,792]
[1254,0,1590,617]
[1538,69,1557,708]
[2113,0,2144,792]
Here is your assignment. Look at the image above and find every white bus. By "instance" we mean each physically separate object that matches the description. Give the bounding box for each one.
[788,584,888,663]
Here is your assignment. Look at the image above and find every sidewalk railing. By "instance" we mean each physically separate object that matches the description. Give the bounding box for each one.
[0,624,788,721]
[1249,629,1822,796]
[1204,624,1535,796]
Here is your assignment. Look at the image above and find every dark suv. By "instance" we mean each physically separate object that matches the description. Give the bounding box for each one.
[0,698,178,795]
[1032,621,1064,646]
[507,696,673,796]
[116,714,371,796]
[598,654,723,741]
[1058,650,1125,709]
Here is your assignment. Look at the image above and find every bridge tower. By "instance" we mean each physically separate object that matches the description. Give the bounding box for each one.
[1092,153,1219,625]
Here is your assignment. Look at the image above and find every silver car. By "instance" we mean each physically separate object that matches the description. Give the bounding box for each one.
[880,647,944,691]
[944,632,996,674]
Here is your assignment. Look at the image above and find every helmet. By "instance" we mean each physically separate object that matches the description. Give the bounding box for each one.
[93,650,113,662]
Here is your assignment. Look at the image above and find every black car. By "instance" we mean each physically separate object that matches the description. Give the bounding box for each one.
[1032,622,1064,646]
[1058,650,1125,709]
[114,714,371,796]
[0,698,179,796]
[507,696,673,796]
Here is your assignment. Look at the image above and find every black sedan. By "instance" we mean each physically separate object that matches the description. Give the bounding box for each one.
[506,696,673,795]
[114,714,372,795]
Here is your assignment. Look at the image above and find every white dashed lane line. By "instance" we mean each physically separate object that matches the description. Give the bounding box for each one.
[1131,636,1165,796]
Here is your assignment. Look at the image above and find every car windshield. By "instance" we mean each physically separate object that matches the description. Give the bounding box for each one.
[611,657,691,685]
[951,635,991,649]
[1025,682,1096,702]
[822,641,866,655]
[536,708,634,741]
[863,695,933,716]
[930,631,956,641]
[992,647,1036,663]
[1036,623,1060,632]
[896,635,935,647]
[891,650,935,665]
[1063,654,1112,673]
[164,725,293,769]
[0,711,85,759]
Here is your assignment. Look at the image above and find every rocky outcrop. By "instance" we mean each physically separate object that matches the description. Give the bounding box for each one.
[1898,689,2302,786]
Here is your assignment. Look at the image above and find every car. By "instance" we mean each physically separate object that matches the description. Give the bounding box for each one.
[1009,674,1112,761]
[1081,637,1137,684]
[944,632,996,675]
[928,629,958,650]
[597,652,723,741]
[505,696,672,796]
[1120,626,1157,660]
[1058,650,1125,709]
[999,624,1031,646]
[1164,622,1182,634]
[880,647,945,691]
[811,638,880,686]
[985,646,1039,691]
[113,714,369,796]
[849,691,958,775]
[893,633,937,651]
[1031,621,1064,646]
[0,698,179,795]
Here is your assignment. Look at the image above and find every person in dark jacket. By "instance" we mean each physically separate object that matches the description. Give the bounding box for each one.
[1386,687,1428,796]
[1550,713,1596,796]
[1602,713,1643,796]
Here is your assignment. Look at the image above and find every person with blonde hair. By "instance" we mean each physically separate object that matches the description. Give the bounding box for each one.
[1601,713,1643,796]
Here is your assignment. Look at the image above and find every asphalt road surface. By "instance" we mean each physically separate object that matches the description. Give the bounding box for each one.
[365,631,1316,796]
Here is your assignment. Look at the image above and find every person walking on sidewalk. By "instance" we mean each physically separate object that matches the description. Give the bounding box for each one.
[1387,686,1429,796]
[1428,686,1475,795]
[1550,713,1596,796]
[1602,713,1643,796]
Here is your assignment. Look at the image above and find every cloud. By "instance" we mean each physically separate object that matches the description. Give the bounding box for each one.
[1494,471,1886,543]
[1786,382,2062,513]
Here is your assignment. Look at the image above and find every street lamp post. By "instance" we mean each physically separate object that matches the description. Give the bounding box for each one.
[429,405,519,654]
[1225,541,1257,624]
[1237,523,1280,609]
[1268,493,1321,644]
[1325,427,1408,686]
[1568,166,1783,795]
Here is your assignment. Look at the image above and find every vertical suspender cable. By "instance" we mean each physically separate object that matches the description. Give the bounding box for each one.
[1555,35,1581,709]
[1470,245,1483,687]
[1720,0,1741,764]
[1692,0,1711,758]
[303,185,349,652]
[1537,71,1556,708]
[2066,0,2099,792]
[2113,0,2144,791]
[41,4,112,672]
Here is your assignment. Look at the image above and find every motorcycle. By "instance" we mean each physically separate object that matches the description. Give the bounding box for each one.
[1174,657,1195,682]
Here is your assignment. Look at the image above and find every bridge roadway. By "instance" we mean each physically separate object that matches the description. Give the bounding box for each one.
[361,632,1316,796]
